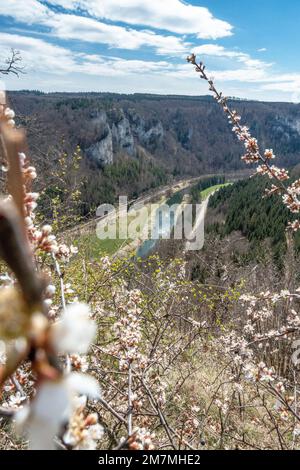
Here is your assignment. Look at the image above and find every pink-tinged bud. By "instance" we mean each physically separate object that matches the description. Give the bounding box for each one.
[34,230,42,241]
[24,166,37,179]
[42,225,52,235]
[28,192,39,201]
[264,149,275,160]
[0,91,6,105]
[45,284,56,297]
[28,201,37,211]
[18,152,26,166]
[25,216,34,228]
[85,413,98,425]
[4,108,15,119]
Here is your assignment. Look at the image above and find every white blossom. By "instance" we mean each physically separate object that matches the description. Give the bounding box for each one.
[50,303,96,355]
[16,373,100,450]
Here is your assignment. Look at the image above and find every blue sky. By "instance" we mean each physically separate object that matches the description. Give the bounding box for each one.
[0,0,299,101]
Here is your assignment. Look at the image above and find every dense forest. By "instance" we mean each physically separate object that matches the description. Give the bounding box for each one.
[206,174,300,268]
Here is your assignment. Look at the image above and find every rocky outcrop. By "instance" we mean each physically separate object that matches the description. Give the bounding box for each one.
[10,91,300,175]
[86,126,113,165]
[139,120,164,150]
[111,109,135,156]
[127,110,164,151]
[86,111,113,165]
[85,107,164,165]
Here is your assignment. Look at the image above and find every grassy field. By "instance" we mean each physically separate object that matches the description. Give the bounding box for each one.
[200,183,231,200]
[74,232,130,258]
[73,206,153,258]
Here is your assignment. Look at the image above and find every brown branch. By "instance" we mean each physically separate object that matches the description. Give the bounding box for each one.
[0,124,27,222]
[0,407,16,419]
[0,200,44,310]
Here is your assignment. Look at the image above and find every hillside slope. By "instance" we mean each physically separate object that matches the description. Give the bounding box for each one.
[9,92,300,173]
[7,91,300,220]
[206,175,300,269]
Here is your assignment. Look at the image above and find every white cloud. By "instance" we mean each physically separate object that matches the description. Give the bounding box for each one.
[1,2,299,101]
[0,32,78,74]
[0,32,173,77]
[1,33,299,102]
[78,56,172,77]
[212,68,267,82]
[260,74,300,97]
[258,48,267,52]
[262,82,298,92]
[193,44,238,58]
[49,14,189,54]
[0,0,189,55]
[0,31,294,94]
[46,0,233,39]
[192,44,272,70]
[0,0,50,24]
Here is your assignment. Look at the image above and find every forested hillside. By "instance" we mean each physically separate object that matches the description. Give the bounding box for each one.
[7,91,300,222]
[206,175,300,268]
[10,92,300,172]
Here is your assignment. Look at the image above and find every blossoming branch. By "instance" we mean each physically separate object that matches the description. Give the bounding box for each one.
[0,92,102,450]
[186,53,300,231]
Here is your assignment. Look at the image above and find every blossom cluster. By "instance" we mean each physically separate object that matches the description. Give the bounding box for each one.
[126,428,155,450]
[107,288,145,370]
[63,396,104,450]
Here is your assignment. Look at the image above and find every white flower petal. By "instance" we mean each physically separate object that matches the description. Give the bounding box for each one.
[15,405,57,450]
[89,423,104,440]
[50,303,96,354]
[28,421,58,450]
[15,372,99,449]
[72,394,88,410]
[66,373,101,400]
[21,380,71,450]
[31,380,71,427]
[14,405,30,432]
[63,429,77,447]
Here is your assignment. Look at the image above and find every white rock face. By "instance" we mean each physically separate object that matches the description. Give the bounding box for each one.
[140,121,164,148]
[86,126,113,165]
[112,113,135,156]
[128,110,164,149]
[85,108,164,165]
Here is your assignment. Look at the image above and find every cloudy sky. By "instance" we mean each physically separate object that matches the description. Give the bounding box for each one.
[0,0,300,101]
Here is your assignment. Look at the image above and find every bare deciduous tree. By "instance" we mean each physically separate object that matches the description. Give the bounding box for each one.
[0,49,24,77]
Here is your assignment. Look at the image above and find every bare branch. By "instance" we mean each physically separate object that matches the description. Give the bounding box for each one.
[0,49,24,77]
